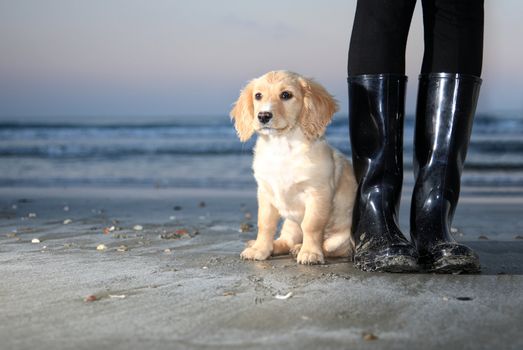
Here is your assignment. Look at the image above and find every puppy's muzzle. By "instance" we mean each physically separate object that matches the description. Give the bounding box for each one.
[258,111,273,124]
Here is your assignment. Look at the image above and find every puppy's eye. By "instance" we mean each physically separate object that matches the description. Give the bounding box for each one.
[254,92,262,100]
[280,91,293,100]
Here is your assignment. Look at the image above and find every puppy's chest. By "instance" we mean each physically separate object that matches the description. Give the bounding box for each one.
[253,141,311,216]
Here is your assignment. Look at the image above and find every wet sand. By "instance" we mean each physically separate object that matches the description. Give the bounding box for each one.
[1,187,522,350]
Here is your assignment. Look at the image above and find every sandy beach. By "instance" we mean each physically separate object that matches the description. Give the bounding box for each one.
[1,186,522,350]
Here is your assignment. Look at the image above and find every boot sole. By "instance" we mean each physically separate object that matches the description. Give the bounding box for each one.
[427,255,481,274]
[355,254,419,273]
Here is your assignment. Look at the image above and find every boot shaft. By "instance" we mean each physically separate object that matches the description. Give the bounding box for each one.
[348,74,407,206]
[348,74,408,239]
[413,73,482,208]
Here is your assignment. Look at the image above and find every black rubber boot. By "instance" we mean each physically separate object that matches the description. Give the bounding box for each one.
[411,73,482,274]
[348,74,419,273]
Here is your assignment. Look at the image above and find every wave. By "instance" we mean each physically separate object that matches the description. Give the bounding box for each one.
[2,118,522,137]
[2,112,522,128]
[0,143,254,158]
[1,142,523,169]
[2,171,523,189]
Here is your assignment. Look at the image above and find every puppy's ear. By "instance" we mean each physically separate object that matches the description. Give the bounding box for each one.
[298,77,339,139]
[230,80,255,142]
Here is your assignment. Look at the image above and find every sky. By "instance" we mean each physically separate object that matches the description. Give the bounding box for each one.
[0,0,522,120]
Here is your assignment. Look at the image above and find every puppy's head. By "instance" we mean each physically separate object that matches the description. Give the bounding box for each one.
[230,71,338,141]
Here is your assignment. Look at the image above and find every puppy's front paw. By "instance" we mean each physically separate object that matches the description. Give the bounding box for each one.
[240,246,271,261]
[296,248,325,265]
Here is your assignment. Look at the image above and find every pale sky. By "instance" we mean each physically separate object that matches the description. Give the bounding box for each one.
[0,0,522,120]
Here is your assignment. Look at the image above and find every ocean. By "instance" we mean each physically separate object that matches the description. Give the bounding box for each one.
[1,113,523,190]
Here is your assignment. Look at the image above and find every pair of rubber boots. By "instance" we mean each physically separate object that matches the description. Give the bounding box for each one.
[348,73,482,273]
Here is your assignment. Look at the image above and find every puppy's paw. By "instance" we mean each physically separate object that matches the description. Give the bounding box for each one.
[296,248,325,265]
[290,244,302,259]
[240,246,271,261]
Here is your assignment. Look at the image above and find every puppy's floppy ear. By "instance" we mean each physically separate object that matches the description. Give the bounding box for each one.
[230,80,255,142]
[298,76,339,139]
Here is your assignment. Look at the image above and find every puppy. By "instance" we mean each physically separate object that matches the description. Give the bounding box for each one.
[230,71,357,264]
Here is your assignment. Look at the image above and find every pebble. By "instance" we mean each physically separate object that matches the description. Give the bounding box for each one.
[109,294,126,299]
[133,225,143,231]
[96,244,107,251]
[478,235,489,240]
[31,238,40,243]
[169,216,176,220]
[244,212,252,220]
[161,228,197,240]
[239,222,254,232]
[164,248,172,254]
[11,204,17,210]
[198,201,206,208]
[160,232,184,240]
[6,232,16,238]
[63,206,69,212]
[63,219,72,225]
[84,295,97,302]
[103,226,116,234]
[275,292,293,300]
[515,235,523,240]
[116,245,129,252]
[173,206,182,211]
[362,332,378,341]
[28,213,37,218]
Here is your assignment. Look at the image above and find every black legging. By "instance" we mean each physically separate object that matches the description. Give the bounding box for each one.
[348,0,484,76]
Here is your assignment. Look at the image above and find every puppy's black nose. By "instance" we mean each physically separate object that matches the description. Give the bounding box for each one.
[258,111,273,124]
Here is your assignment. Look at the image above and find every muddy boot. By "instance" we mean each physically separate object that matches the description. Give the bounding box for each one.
[348,74,419,273]
[411,73,482,273]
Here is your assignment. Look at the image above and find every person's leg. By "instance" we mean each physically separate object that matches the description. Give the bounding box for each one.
[420,0,483,75]
[348,0,419,272]
[411,0,484,273]
[348,0,417,75]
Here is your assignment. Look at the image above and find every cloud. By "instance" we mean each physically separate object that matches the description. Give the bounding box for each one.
[221,13,299,40]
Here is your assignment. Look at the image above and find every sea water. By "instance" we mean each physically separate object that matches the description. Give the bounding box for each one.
[1,114,523,191]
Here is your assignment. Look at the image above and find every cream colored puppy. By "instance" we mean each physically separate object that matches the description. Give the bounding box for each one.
[230,71,357,264]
